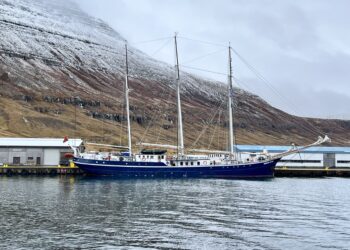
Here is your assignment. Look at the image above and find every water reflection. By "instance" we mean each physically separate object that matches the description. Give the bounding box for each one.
[0,177,349,249]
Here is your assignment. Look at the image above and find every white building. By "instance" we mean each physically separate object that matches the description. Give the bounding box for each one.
[0,138,82,166]
[237,145,350,168]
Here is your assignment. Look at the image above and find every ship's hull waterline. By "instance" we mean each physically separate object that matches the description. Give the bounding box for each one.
[73,158,280,179]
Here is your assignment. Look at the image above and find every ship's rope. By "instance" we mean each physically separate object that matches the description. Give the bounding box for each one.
[178,36,227,48]
[125,35,331,152]
[230,47,326,139]
[130,36,173,45]
[188,98,226,150]
[150,38,173,57]
[131,39,177,146]
[129,37,181,148]
[178,35,329,140]
[181,65,226,76]
[208,109,222,149]
[182,48,227,65]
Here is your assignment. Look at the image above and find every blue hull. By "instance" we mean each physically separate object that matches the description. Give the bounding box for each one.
[73,158,280,179]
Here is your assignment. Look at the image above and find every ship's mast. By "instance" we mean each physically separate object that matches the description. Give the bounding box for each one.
[125,43,132,155]
[174,33,184,156]
[228,44,235,159]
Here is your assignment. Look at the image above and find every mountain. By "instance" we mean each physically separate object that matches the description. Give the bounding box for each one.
[0,0,348,149]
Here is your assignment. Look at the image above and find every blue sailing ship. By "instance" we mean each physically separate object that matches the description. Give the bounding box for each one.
[70,35,329,178]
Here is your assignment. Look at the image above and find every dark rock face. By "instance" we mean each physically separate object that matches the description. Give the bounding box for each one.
[85,111,150,126]
[43,96,101,107]
[0,72,10,82]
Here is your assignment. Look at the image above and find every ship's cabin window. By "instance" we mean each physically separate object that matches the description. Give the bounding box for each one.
[197,162,200,165]
[191,162,194,166]
[180,162,183,166]
[185,162,188,166]
[151,156,154,159]
[258,156,265,161]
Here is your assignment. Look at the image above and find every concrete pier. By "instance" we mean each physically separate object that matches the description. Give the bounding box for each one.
[0,165,84,176]
[275,167,350,177]
[1,165,350,177]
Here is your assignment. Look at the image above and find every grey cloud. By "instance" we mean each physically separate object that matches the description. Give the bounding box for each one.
[75,0,350,119]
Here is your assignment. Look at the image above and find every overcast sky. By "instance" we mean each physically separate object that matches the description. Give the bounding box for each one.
[76,0,350,119]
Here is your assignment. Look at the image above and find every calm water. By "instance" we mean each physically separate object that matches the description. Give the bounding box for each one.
[0,177,350,250]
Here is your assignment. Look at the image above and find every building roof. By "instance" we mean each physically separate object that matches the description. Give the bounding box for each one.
[0,138,349,154]
[0,138,82,148]
[236,145,350,154]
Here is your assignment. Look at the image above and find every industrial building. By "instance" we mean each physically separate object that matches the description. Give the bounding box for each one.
[0,138,349,168]
[0,138,82,166]
[237,145,350,168]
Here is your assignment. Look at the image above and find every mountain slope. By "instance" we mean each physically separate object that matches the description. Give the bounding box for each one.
[0,0,348,148]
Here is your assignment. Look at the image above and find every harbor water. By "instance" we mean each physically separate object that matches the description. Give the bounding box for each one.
[0,177,349,249]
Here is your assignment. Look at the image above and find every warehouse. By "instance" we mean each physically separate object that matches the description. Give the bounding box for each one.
[0,138,82,166]
[1,138,349,168]
[237,145,350,168]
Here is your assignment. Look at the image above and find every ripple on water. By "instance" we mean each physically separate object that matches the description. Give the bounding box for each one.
[0,177,350,249]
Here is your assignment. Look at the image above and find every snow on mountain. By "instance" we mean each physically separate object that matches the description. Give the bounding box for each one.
[0,0,224,98]
[0,0,348,145]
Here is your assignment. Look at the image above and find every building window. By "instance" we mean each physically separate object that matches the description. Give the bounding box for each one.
[337,160,350,163]
[36,157,41,165]
[13,157,20,165]
[28,157,34,160]
[279,160,321,163]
